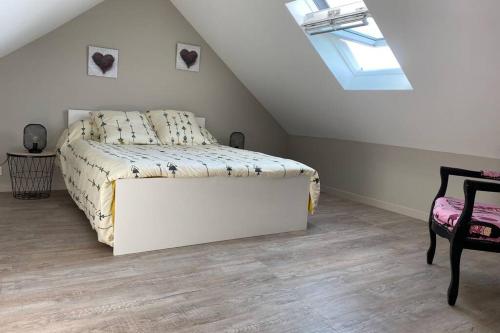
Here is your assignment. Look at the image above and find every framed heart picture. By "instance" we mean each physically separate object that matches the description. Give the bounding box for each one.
[176,43,200,72]
[88,46,119,78]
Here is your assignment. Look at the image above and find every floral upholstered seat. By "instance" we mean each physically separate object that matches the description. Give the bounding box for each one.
[428,167,500,306]
[433,197,500,242]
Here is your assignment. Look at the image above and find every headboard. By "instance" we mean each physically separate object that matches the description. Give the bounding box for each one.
[67,109,206,128]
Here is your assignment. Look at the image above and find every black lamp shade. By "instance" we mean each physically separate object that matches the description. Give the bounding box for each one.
[24,124,47,153]
[229,132,245,149]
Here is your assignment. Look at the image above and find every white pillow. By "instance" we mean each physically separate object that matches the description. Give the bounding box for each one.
[92,111,160,145]
[68,118,100,142]
[199,126,217,145]
[146,110,205,145]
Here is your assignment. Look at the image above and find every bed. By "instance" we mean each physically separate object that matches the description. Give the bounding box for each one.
[57,110,320,255]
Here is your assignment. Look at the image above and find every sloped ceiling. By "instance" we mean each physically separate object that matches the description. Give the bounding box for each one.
[172,0,500,159]
[0,0,103,58]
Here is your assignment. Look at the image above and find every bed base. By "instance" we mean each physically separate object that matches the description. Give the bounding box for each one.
[67,109,309,256]
[114,176,309,255]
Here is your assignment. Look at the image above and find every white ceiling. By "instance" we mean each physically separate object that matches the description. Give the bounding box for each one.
[0,0,103,58]
[172,0,500,159]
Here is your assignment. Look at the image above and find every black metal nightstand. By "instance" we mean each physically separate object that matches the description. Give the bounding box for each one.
[7,151,56,200]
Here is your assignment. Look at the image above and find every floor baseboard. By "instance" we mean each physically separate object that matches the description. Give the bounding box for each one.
[0,179,428,222]
[322,185,427,221]
[0,183,12,193]
[0,182,66,193]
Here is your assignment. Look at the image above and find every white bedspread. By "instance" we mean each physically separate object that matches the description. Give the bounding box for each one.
[57,139,320,246]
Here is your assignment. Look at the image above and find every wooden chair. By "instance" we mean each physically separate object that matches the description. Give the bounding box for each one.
[427,166,500,305]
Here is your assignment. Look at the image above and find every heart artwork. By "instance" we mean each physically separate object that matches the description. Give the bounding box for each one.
[179,49,198,68]
[92,52,115,74]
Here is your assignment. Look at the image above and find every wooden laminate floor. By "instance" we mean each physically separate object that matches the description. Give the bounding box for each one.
[1,191,500,333]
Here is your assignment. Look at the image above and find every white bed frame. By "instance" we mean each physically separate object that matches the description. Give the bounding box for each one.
[68,110,309,255]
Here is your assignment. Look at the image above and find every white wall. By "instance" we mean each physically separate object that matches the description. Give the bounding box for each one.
[172,0,500,159]
[0,0,287,192]
[289,136,500,219]
[0,0,103,58]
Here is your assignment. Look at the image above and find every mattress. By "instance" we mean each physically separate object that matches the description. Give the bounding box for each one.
[57,138,320,246]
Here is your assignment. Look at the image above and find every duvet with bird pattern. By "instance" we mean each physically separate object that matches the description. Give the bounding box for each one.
[57,137,320,246]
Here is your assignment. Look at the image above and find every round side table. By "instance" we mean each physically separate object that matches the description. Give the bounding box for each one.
[7,151,56,200]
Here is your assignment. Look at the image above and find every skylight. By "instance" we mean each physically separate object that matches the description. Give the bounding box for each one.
[341,40,401,72]
[347,17,383,40]
[287,0,412,90]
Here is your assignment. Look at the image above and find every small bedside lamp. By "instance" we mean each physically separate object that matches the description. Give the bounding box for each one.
[229,132,245,149]
[24,124,47,153]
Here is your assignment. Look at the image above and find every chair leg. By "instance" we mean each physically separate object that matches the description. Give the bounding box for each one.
[427,225,436,265]
[447,242,463,306]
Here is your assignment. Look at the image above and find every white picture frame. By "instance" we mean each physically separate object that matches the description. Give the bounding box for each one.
[88,46,119,79]
[176,43,200,72]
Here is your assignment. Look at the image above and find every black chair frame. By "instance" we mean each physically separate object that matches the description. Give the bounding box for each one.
[427,166,500,306]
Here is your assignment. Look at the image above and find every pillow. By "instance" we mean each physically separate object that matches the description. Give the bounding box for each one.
[146,110,205,145]
[92,111,160,145]
[56,119,99,156]
[199,126,218,145]
[68,118,100,142]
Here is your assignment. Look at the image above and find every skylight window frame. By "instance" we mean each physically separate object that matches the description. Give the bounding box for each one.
[345,28,383,43]
[333,29,386,47]
[329,34,403,76]
[286,0,413,90]
[305,1,405,77]
[302,8,370,35]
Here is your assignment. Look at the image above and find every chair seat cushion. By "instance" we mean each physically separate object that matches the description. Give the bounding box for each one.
[433,197,500,242]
